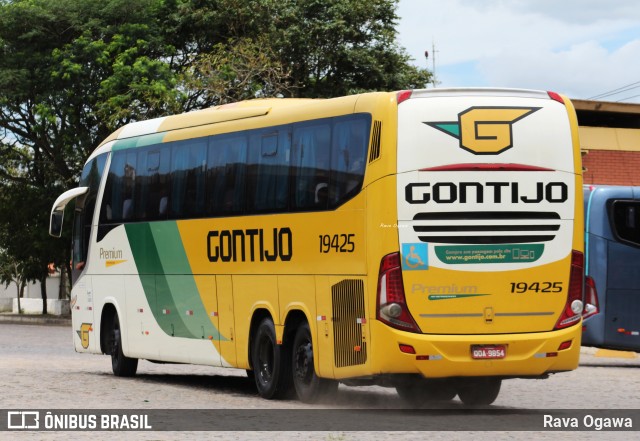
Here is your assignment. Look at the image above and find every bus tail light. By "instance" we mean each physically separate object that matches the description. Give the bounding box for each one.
[554,250,584,330]
[376,252,421,333]
[396,90,413,104]
[547,91,565,104]
[582,275,599,321]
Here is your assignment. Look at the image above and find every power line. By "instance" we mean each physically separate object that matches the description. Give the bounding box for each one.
[616,94,640,102]
[588,80,640,100]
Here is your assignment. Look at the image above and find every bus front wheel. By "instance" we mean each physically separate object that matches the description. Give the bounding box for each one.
[108,313,138,377]
[250,318,292,399]
[292,322,338,403]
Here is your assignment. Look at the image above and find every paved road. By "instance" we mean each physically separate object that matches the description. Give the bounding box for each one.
[1,323,638,440]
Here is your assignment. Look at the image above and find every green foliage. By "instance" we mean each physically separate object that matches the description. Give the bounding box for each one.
[0,0,430,307]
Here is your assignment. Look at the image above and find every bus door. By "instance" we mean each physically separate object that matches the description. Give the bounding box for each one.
[69,154,108,353]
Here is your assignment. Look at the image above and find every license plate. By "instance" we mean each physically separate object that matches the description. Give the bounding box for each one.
[471,345,506,359]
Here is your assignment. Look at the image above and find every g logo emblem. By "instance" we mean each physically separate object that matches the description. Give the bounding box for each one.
[425,106,540,155]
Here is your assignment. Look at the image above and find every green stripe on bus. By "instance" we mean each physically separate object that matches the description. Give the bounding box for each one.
[151,222,223,340]
[113,133,165,151]
[125,222,224,341]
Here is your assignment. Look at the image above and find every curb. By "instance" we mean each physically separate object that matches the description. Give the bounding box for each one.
[0,313,71,327]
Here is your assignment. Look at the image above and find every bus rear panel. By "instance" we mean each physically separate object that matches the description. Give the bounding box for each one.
[370,89,584,379]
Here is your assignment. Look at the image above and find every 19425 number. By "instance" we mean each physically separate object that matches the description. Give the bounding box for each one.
[510,282,563,293]
[319,234,355,253]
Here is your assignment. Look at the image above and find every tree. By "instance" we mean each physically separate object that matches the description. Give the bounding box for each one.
[167,0,430,99]
[0,249,29,314]
[0,0,430,314]
[0,0,180,313]
[0,180,65,314]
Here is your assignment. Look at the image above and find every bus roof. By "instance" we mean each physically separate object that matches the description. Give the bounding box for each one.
[97,96,351,149]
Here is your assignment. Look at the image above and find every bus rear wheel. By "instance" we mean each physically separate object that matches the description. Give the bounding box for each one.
[108,313,138,377]
[456,378,501,406]
[292,322,338,403]
[250,317,292,399]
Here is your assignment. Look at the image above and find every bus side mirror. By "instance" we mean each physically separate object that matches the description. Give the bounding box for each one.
[49,187,89,238]
[50,209,64,238]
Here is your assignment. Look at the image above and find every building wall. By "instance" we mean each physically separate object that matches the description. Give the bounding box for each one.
[582,150,640,185]
[0,275,61,300]
[579,126,640,185]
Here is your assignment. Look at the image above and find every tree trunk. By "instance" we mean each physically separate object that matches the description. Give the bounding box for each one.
[40,273,48,315]
[15,281,22,314]
[58,265,66,300]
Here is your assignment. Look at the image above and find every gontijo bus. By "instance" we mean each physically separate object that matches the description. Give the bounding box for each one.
[50,88,589,405]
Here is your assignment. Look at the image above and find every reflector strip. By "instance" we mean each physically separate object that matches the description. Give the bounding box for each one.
[534,352,559,358]
[618,328,640,336]
[416,355,442,361]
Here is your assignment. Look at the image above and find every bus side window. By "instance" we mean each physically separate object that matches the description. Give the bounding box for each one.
[329,116,369,207]
[291,122,331,210]
[207,134,248,216]
[611,201,640,246]
[135,146,170,221]
[247,130,290,213]
[100,150,135,224]
[170,139,207,219]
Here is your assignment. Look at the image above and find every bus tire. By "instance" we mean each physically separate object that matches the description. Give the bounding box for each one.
[456,378,501,406]
[292,321,338,403]
[396,379,457,407]
[251,317,292,399]
[109,313,138,377]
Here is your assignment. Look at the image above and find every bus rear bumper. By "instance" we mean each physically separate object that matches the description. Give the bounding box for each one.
[369,321,582,379]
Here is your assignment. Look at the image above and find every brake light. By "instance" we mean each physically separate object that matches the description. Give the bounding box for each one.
[376,252,421,333]
[547,91,565,104]
[582,275,599,321]
[554,250,584,330]
[396,90,412,104]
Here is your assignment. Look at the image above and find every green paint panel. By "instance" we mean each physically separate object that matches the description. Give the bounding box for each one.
[125,223,163,274]
[156,274,192,338]
[113,133,165,151]
[125,221,225,341]
[149,222,192,274]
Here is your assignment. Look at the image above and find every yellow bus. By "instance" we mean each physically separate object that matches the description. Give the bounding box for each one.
[50,88,588,405]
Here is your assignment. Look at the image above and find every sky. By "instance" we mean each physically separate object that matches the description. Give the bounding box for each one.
[396,0,640,103]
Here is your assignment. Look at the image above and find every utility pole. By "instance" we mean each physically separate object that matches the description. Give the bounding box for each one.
[424,41,439,88]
